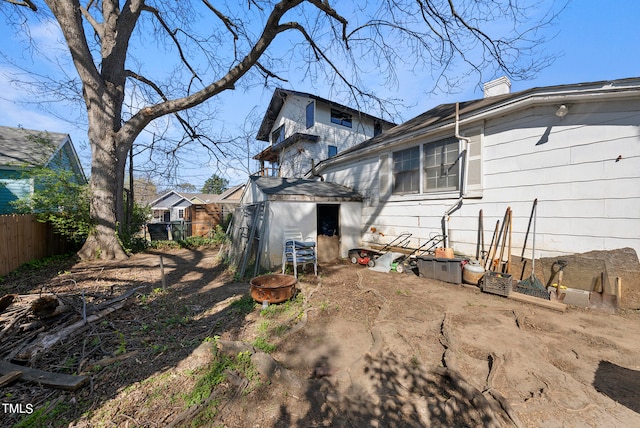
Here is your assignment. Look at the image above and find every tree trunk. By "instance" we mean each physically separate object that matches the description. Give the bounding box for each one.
[78,88,130,261]
[78,137,129,260]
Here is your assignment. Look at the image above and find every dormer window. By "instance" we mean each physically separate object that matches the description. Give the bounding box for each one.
[271,125,285,145]
[331,109,352,128]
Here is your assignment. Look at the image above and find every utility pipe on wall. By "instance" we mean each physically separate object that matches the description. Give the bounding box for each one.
[442,103,471,247]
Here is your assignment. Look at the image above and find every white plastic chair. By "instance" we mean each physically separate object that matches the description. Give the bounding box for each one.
[282,228,317,277]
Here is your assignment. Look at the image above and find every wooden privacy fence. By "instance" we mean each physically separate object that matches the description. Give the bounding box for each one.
[0,214,72,277]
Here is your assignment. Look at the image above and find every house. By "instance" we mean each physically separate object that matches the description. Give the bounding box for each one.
[306,77,640,261]
[234,176,363,269]
[0,126,87,214]
[253,88,396,178]
[149,191,221,223]
[147,185,244,239]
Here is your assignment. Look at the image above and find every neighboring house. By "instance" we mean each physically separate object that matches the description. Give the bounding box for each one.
[0,126,87,214]
[149,186,244,223]
[148,185,245,238]
[253,88,396,178]
[307,77,640,260]
[236,176,363,269]
[149,191,200,223]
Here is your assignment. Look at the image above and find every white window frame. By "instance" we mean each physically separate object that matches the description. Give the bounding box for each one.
[423,136,460,193]
[392,146,420,195]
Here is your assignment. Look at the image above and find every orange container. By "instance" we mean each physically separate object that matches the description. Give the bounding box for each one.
[435,247,454,259]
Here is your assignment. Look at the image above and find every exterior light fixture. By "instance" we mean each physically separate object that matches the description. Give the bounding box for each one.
[555,104,569,117]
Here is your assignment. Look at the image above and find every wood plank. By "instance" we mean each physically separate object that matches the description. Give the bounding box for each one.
[0,361,88,391]
[508,292,567,312]
[0,370,22,387]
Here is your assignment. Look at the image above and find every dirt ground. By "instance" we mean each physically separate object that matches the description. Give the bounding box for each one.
[1,247,640,427]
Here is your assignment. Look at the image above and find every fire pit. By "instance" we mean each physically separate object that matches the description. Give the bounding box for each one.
[249,274,297,304]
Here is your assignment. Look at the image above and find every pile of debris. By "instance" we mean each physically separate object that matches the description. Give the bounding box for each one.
[0,284,140,391]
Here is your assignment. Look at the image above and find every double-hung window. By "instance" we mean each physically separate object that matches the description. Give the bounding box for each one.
[389,137,462,196]
[392,146,420,194]
[423,137,459,192]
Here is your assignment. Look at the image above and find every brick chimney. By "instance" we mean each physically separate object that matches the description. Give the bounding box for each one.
[483,76,511,98]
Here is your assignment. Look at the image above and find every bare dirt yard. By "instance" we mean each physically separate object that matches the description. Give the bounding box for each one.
[1,247,640,427]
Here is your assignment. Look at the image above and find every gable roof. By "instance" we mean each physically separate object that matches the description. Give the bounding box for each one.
[149,187,244,209]
[150,190,219,208]
[249,176,362,201]
[312,77,640,170]
[0,126,71,168]
[180,192,222,204]
[217,184,245,201]
[256,88,396,141]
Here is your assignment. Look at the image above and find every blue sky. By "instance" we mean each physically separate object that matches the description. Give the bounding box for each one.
[1,1,639,189]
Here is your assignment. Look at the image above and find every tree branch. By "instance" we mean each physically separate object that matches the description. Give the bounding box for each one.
[5,0,37,11]
[142,4,203,84]
[122,0,305,135]
[79,4,102,38]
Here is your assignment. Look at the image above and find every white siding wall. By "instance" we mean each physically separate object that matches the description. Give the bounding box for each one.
[262,200,363,268]
[321,99,640,259]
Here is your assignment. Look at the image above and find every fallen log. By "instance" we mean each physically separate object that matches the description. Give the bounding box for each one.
[0,361,88,391]
[16,288,141,362]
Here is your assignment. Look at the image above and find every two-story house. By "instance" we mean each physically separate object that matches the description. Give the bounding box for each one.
[253,89,396,178]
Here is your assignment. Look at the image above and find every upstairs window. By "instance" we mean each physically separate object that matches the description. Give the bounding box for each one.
[374,121,382,137]
[392,146,420,194]
[328,145,338,158]
[331,109,352,128]
[424,137,459,192]
[271,125,285,145]
[306,101,315,128]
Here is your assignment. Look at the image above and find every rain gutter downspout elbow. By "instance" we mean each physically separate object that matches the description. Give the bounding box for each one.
[310,159,324,181]
[443,102,471,247]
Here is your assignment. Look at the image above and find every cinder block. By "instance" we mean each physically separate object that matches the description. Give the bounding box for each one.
[560,287,590,307]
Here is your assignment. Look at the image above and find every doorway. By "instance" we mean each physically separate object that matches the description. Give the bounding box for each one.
[317,204,340,263]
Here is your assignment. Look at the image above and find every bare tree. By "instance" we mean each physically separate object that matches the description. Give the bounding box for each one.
[2,0,563,260]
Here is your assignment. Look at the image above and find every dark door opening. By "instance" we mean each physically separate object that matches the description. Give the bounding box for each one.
[317,204,339,237]
[317,204,340,263]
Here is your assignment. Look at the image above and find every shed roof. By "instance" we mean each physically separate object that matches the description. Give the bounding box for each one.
[250,176,362,202]
[0,126,70,168]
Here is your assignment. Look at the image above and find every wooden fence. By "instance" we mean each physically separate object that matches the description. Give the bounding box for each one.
[0,214,72,277]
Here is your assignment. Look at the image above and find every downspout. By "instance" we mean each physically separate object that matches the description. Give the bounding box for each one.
[310,159,324,181]
[442,102,470,247]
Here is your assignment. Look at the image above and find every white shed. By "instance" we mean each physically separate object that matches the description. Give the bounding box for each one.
[236,176,363,270]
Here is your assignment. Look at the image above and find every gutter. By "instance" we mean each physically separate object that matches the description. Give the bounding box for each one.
[442,103,470,247]
[312,86,640,176]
